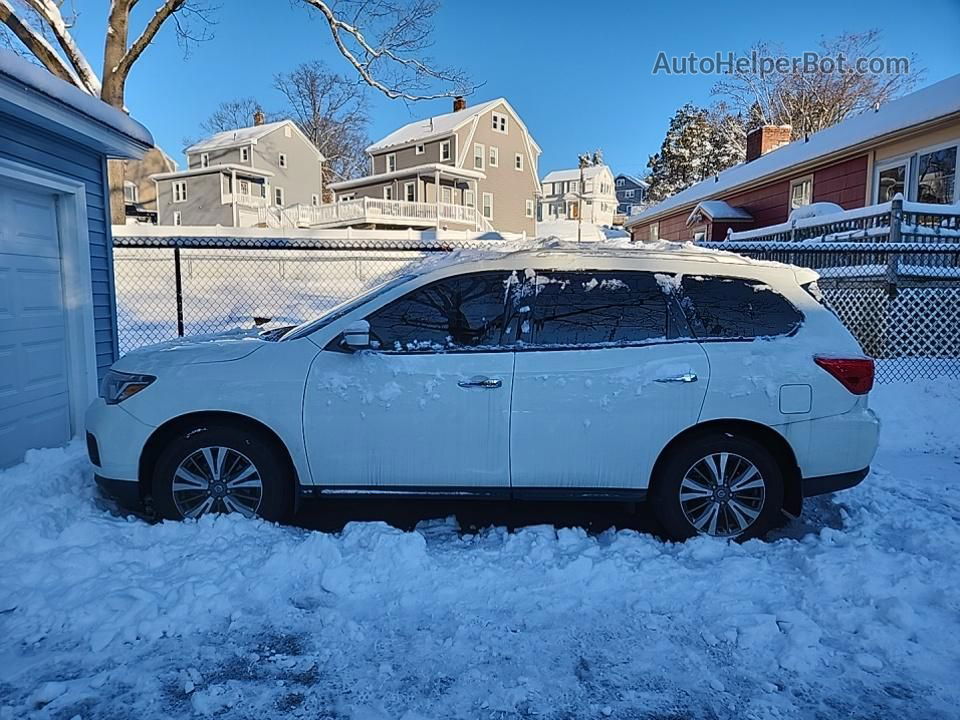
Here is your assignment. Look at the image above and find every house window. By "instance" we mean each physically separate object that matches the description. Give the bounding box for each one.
[173,210,182,226]
[464,189,475,207]
[790,176,813,209]
[515,153,523,171]
[525,199,534,218]
[384,186,394,200]
[474,143,485,170]
[616,178,624,187]
[239,179,249,195]
[625,189,635,198]
[339,193,355,202]
[440,140,451,161]
[404,182,416,202]
[386,153,397,173]
[649,222,659,243]
[311,193,320,206]
[200,153,209,168]
[240,147,250,162]
[876,161,907,203]
[491,111,508,134]
[284,125,292,138]
[441,186,452,204]
[489,146,499,167]
[415,143,425,155]
[123,181,138,203]
[274,186,285,206]
[279,153,288,169]
[916,146,957,204]
[173,181,187,203]
[482,192,493,219]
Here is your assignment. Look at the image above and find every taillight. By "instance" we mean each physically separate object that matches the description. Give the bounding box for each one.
[814,356,875,395]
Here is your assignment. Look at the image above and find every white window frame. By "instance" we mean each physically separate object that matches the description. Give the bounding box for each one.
[873,155,911,204]
[489,146,499,167]
[383,185,394,200]
[491,111,508,134]
[415,143,425,155]
[482,191,493,219]
[464,189,475,207]
[386,153,397,173]
[649,222,659,243]
[173,210,182,226]
[404,181,416,202]
[625,189,635,198]
[123,180,139,203]
[440,140,452,161]
[172,180,187,203]
[789,174,813,209]
[240,146,250,162]
[274,186,285,206]
[284,125,292,138]
[514,153,523,172]
[279,152,288,169]
[441,186,452,204]
[200,153,209,168]
[912,139,960,204]
[525,199,534,218]
[474,143,485,170]
[339,193,355,202]
[616,178,624,187]
[311,193,320,206]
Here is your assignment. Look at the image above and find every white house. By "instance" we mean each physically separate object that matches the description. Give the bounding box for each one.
[540,164,617,226]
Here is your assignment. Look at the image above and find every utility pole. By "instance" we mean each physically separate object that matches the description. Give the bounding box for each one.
[576,150,603,244]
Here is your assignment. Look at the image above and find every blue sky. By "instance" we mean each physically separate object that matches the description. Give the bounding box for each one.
[67,0,960,177]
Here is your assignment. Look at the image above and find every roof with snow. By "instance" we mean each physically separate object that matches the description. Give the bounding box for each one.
[626,72,960,228]
[185,120,323,159]
[616,174,649,188]
[542,165,612,183]
[0,49,153,155]
[687,200,753,225]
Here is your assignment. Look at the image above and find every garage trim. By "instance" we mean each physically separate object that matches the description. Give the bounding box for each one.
[0,156,98,438]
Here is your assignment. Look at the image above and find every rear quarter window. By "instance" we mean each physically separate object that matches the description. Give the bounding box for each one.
[675,276,803,340]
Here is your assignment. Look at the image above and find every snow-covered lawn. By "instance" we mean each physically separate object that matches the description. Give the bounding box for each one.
[536,219,629,243]
[1,380,959,719]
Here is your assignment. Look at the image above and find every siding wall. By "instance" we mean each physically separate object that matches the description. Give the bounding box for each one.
[0,112,117,378]
[812,155,868,208]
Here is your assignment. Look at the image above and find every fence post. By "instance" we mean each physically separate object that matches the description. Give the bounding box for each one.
[173,246,185,337]
[885,195,902,299]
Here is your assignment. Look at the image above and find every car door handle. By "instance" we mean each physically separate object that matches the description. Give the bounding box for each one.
[458,376,503,389]
[655,372,698,384]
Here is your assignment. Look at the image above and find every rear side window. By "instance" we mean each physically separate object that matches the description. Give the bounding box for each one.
[525,271,670,347]
[365,272,511,352]
[676,276,802,339]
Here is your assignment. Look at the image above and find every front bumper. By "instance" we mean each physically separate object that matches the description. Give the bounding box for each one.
[85,397,156,486]
[95,473,145,512]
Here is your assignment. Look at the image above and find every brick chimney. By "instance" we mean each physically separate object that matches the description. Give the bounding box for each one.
[253,108,266,126]
[453,96,466,112]
[745,124,792,162]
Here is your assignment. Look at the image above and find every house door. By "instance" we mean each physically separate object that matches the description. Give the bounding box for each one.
[569,202,579,219]
[0,182,72,468]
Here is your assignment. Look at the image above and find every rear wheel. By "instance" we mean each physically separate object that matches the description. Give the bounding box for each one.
[650,433,784,541]
[151,423,293,523]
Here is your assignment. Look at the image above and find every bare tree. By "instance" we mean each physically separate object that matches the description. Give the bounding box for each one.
[274,62,369,187]
[712,30,922,138]
[200,98,272,136]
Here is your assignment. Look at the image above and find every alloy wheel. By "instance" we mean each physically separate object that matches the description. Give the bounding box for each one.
[171,446,263,519]
[678,452,766,537]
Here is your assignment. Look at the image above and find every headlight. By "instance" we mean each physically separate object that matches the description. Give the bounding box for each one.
[99,370,156,405]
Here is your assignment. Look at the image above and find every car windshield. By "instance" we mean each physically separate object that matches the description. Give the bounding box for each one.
[279,273,417,341]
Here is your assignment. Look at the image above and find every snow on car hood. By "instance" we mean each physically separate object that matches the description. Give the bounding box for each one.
[113,329,267,373]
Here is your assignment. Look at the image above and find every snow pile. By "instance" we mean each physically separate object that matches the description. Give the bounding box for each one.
[2,385,959,718]
[536,219,627,243]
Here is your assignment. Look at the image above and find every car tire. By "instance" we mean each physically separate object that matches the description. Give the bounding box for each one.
[650,432,784,541]
[151,422,294,523]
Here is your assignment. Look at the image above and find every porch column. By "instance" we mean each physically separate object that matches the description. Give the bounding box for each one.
[434,168,441,230]
[472,178,479,230]
[231,169,238,225]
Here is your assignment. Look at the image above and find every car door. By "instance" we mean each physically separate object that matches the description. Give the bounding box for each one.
[303,271,516,490]
[509,269,709,492]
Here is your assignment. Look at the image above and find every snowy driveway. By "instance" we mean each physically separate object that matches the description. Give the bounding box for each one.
[1,381,959,720]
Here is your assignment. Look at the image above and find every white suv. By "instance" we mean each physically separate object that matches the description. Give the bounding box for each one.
[86,246,879,540]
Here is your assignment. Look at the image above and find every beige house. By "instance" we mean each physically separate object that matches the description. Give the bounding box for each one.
[122,147,177,223]
[540,164,617,226]
[311,97,541,235]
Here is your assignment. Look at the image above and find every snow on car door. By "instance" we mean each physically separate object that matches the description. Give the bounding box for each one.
[509,270,709,492]
[303,271,516,489]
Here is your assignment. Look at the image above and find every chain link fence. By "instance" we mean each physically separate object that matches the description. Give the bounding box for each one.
[113,214,960,383]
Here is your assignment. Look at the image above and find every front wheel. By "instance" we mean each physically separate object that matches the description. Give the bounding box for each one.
[151,423,293,523]
[650,433,784,541]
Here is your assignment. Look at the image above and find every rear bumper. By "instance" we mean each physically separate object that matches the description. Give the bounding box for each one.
[801,466,870,497]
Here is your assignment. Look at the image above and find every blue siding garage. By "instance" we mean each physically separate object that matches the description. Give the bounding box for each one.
[0,50,152,467]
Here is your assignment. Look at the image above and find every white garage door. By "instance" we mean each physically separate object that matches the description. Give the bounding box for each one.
[0,182,72,468]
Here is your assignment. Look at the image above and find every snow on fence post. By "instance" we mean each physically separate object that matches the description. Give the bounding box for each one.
[886,194,903,299]
[173,246,185,337]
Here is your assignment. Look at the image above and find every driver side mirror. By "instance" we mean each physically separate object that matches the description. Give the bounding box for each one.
[341,319,370,351]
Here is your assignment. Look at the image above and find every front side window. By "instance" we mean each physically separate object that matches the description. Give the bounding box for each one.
[491,112,508,133]
[173,181,187,203]
[386,153,397,173]
[279,153,288,169]
[525,199,535,218]
[383,186,394,200]
[916,146,957,204]
[474,143,485,170]
[482,192,493,219]
[404,182,416,202]
[123,181,138,203]
[464,189,475,207]
[790,177,812,209]
[670,276,802,339]
[415,143,425,155]
[441,186,452,204]
[240,147,250,162]
[200,153,209,168]
[440,140,451,161]
[519,271,670,348]
[274,186,285,206]
[515,153,523,171]
[648,222,659,242]
[489,146,499,167]
[365,272,513,352]
[876,162,907,202]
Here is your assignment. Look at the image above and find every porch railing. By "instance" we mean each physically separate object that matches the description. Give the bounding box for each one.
[288,197,494,231]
